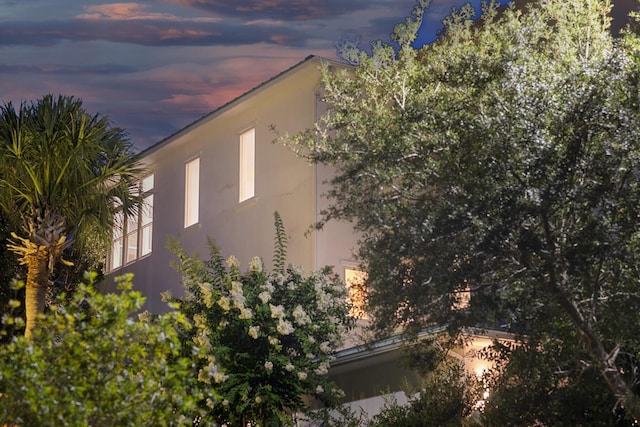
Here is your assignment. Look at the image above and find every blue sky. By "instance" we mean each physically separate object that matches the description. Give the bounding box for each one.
[0,0,592,150]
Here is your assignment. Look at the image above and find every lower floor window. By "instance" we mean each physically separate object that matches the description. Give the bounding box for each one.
[345,267,368,319]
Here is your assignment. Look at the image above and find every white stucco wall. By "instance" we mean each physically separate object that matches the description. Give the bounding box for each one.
[104,57,358,314]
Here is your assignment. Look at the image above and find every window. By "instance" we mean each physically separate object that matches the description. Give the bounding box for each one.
[140,174,154,256]
[110,174,154,270]
[111,211,124,270]
[185,158,200,227]
[239,128,255,202]
[125,213,138,264]
[345,268,368,318]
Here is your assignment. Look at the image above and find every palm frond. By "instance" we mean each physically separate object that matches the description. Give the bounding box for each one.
[0,94,144,270]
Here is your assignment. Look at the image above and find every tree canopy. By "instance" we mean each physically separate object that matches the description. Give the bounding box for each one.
[0,94,143,337]
[284,0,640,421]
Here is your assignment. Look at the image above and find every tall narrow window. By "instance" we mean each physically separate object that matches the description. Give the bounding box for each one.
[111,211,124,270]
[109,173,154,270]
[140,179,153,257]
[345,268,368,318]
[125,214,138,263]
[239,128,255,202]
[185,157,200,227]
[140,174,154,256]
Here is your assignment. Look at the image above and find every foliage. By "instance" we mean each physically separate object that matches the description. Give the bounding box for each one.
[369,358,481,427]
[302,404,368,427]
[0,94,143,257]
[283,0,640,421]
[481,336,636,426]
[0,213,23,340]
[0,94,144,336]
[0,273,202,426]
[0,214,19,287]
[166,213,353,426]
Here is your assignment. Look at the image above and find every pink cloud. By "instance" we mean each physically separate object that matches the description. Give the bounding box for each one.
[78,2,220,22]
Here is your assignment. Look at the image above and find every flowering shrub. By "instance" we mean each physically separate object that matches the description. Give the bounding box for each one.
[166,213,352,426]
[0,273,203,426]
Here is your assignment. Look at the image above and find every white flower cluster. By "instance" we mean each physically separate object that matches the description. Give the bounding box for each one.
[273,273,285,286]
[314,281,333,311]
[249,256,263,273]
[193,332,212,353]
[193,313,208,330]
[259,280,275,304]
[319,341,331,354]
[198,356,228,384]
[230,281,246,308]
[238,307,253,320]
[192,312,212,353]
[269,303,285,319]
[268,336,280,346]
[229,281,253,319]
[217,296,230,312]
[292,305,311,326]
[198,282,215,308]
[248,325,260,339]
[226,255,240,269]
[277,319,295,335]
[314,361,330,375]
[263,281,275,293]
[258,291,271,304]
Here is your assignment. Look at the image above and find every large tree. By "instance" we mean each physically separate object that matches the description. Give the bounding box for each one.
[284,0,640,421]
[0,94,143,338]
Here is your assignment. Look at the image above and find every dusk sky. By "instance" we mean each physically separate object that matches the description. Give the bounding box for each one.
[6,0,625,152]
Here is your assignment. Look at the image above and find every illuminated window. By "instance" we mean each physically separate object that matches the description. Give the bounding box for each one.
[140,174,154,256]
[111,211,124,270]
[110,174,154,270]
[184,158,200,227]
[345,268,368,318]
[125,214,138,263]
[239,128,255,202]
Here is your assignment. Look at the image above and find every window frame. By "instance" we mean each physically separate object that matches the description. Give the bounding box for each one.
[344,266,368,319]
[239,127,255,203]
[109,174,154,271]
[184,157,200,228]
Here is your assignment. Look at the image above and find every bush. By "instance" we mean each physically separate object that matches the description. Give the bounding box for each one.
[0,273,202,426]
[369,358,482,427]
[167,213,353,426]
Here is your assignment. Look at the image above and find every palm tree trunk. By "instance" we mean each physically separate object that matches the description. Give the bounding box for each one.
[24,249,50,339]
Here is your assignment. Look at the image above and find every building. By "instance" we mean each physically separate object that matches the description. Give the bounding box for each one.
[105,55,357,313]
[104,54,500,420]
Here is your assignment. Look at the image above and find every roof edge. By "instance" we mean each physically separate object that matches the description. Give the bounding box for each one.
[139,54,344,157]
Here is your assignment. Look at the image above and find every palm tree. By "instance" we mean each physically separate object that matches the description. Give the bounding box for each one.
[0,94,144,338]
